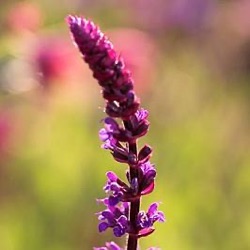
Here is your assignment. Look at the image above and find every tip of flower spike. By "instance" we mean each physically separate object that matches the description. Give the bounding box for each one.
[66,15,87,30]
[66,15,94,32]
[66,15,77,26]
[66,15,73,23]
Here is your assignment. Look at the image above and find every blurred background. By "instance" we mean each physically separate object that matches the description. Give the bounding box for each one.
[0,0,250,249]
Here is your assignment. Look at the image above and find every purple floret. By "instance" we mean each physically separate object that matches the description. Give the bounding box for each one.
[94,241,121,250]
[137,202,165,230]
[97,201,129,237]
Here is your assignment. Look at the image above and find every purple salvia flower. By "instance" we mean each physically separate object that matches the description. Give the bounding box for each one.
[104,171,127,206]
[67,15,165,250]
[137,202,165,233]
[103,165,156,207]
[97,201,129,237]
[67,15,140,119]
[137,162,156,195]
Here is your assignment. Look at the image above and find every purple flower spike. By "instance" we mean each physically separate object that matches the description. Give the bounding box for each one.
[67,15,140,119]
[67,15,165,250]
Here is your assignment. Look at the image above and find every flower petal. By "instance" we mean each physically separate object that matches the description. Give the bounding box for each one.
[98,222,109,232]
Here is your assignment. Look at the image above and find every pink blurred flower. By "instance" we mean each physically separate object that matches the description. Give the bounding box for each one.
[108,28,159,95]
[220,0,250,39]
[6,2,42,33]
[34,37,82,89]
[166,0,215,33]
[206,0,250,75]
[126,0,216,34]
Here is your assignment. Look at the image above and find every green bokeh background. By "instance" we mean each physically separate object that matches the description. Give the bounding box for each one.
[0,1,250,249]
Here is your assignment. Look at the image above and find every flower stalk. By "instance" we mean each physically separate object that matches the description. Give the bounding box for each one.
[67,15,165,250]
[127,139,139,249]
